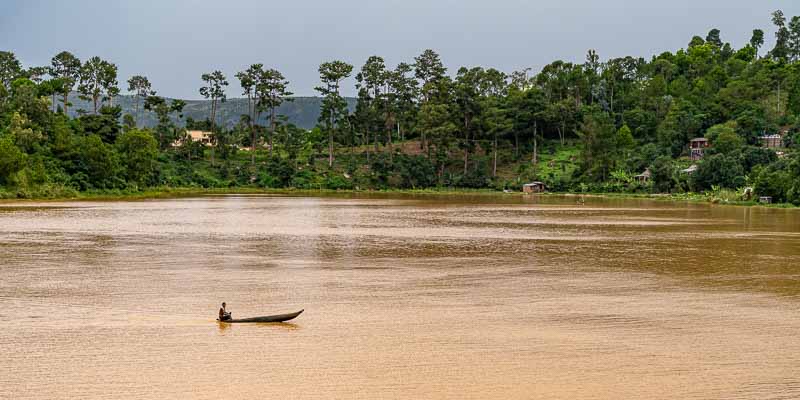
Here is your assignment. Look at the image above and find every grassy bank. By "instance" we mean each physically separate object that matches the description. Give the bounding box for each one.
[571,191,799,208]
[0,185,506,202]
[1,184,797,210]
[550,192,797,208]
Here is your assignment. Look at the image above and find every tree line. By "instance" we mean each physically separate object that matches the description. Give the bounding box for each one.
[1,10,800,202]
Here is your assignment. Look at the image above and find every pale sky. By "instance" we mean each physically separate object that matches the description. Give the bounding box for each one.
[2,0,798,98]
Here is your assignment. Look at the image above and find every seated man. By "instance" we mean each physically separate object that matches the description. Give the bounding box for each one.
[218,302,232,321]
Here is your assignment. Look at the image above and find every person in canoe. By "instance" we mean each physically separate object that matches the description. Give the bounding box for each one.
[218,302,231,321]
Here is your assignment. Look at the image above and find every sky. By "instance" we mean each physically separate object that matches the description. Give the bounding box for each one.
[2,0,799,99]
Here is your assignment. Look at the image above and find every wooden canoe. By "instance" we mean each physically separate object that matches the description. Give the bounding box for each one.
[218,309,303,323]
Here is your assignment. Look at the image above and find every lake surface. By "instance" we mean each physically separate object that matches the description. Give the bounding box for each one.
[1,194,799,399]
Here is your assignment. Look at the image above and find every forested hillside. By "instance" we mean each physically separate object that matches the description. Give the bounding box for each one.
[63,94,355,130]
[1,10,799,202]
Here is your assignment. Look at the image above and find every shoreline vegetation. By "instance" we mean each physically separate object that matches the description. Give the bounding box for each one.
[1,186,797,209]
[2,10,800,207]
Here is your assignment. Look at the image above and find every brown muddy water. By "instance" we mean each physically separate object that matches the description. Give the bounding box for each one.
[0,194,799,399]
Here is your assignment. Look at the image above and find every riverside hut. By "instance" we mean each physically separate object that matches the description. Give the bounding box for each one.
[522,182,546,193]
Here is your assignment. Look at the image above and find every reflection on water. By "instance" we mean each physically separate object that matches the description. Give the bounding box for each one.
[216,321,300,335]
[0,194,799,399]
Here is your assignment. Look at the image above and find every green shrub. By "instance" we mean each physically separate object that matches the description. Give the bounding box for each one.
[752,161,794,203]
[691,153,745,191]
[325,174,353,190]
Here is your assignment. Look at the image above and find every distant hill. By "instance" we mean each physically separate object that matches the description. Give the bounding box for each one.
[65,94,356,130]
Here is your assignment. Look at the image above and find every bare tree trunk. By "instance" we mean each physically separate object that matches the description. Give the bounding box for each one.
[249,94,256,167]
[328,131,334,167]
[610,85,614,114]
[384,84,392,161]
[269,106,276,158]
[463,146,469,175]
[328,113,334,167]
[210,99,216,166]
[135,96,141,126]
[374,125,379,155]
[250,124,256,165]
[532,122,539,179]
[63,92,69,114]
[492,134,498,177]
[387,115,393,162]
[463,115,470,175]
[365,130,370,163]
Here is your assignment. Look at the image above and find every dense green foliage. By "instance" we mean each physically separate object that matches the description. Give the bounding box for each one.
[1,11,800,203]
